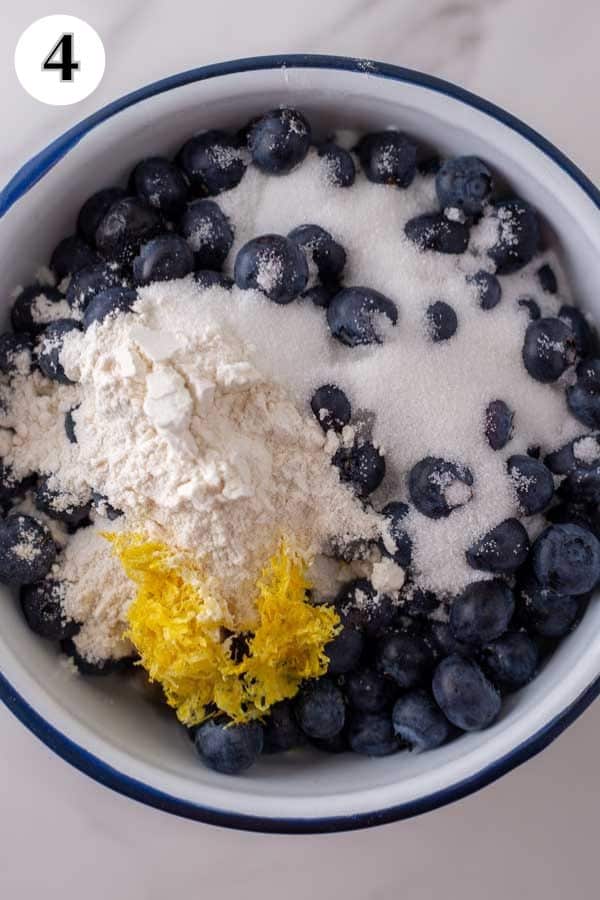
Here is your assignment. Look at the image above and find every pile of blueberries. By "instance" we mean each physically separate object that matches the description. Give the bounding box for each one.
[1,107,600,775]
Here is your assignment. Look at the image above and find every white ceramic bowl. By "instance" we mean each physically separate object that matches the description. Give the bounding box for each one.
[1,55,600,833]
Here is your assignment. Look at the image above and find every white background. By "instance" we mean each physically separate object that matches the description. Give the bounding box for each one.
[1,2,600,897]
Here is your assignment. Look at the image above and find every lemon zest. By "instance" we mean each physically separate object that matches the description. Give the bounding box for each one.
[105,533,340,726]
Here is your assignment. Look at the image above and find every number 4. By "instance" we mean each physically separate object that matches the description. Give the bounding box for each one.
[42,33,80,82]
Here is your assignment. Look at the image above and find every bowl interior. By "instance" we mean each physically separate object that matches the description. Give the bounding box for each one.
[2,62,600,828]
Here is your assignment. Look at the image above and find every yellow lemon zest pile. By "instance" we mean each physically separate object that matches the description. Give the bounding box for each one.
[105,533,341,726]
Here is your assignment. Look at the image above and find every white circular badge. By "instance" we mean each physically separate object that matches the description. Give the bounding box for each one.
[15,15,105,106]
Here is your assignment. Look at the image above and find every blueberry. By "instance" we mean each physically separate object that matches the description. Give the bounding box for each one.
[481,632,538,690]
[194,718,263,774]
[77,187,128,245]
[559,463,600,506]
[311,731,349,754]
[325,625,364,675]
[303,283,338,308]
[522,317,577,383]
[466,518,530,574]
[11,284,64,335]
[179,199,234,270]
[392,690,450,751]
[262,701,303,753]
[20,579,79,641]
[95,197,163,264]
[432,655,501,731]
[532,523,600,595]
[317,142,356,187]
[83,287,138,329]
[0,514,56,584]
[379,501,412,567]
[327,286,397,346]
[418,155,442,176]
[234,234,308,304]
[61,638,131,675]
[355,131,417,188]
[488,199,540,274]
[403,588,439,618]
[332,440,386,498]
[248,109,311,175]
[518,573,581,637]
[66,262,128,313]
[345,668,392,713]
[335,579,396,637]
[65,407,78,444]
[567,359,600,428]
[294,678,345,740]
[508,454,555,515]
[132,235,194,285]
[517,297,541,320]
[0,332,34,375]
[450,579,515,646]
[0,464,31,503]
[436,156,493,216]
[485,399,514,450]
[559,304,598,358]
[310,384,351,432]
[193,270,234,290]
[537,263,558,294]
[347,712,399,756]
[425,300,458,342]
[468,270,502,310]
[50,235,99,279]
[37,319,82,384]
[288,224,346,285]
[545,438,580,475]
[408,457,473,519]
[34,477,91,527]
[130,157,189,220]
[91,492,123,521]
[429,620,472,658]
[405,213,470,254]
[177,130,247,196]
[375,631,434,689]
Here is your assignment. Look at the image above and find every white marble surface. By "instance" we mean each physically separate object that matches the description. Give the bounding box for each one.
[1,1,600,897]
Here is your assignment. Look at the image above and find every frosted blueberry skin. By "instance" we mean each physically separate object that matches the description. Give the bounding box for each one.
[77,187,128,245]
[288,224,346,285]
[248,108,311,175]
[34,476,92,527]
[487,198,540,274]
[0,514,57,585]
[317,141,356,187]
[37,319,82,384]
[379,501,412,568]
[325,626,364,675]
[466,519,530,574]
[11,284,64,335]
[177,130,247,196]
[327,287,397,346]
[332,440,386,498]
[310,384,351,432]
[408,457,473,519]
[522,317,577,383]
[517,572,583,638]
[507,455,555,515]
[66,262,129,314]
[294,679,345,740]
[234,234,308,304]
[559,304,598,357]
[347,711,399,757]
[20,579,79,641]
[83,287,138,329]
[568,359,600,428]
[468,270,502,310]
[375,631,435,690]
[392,690,450,752]
[404,212,470,253]
[94,197,163,265]
[485,399,514,450]
[179,199,234,270]
[345,668,392,714]
[132,235,194,285]
[50,234,100,279]
[129,157,189,221]
[432,655,501,732]
[532,524,600,596]
[449,579,515,646]
[355,131,417,188]
[425,300,458,342]
[480,632,539,690]
[262,701,303,754]
[436,156,493,217]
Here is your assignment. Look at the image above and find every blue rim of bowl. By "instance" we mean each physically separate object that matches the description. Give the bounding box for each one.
[1,53,600,833]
